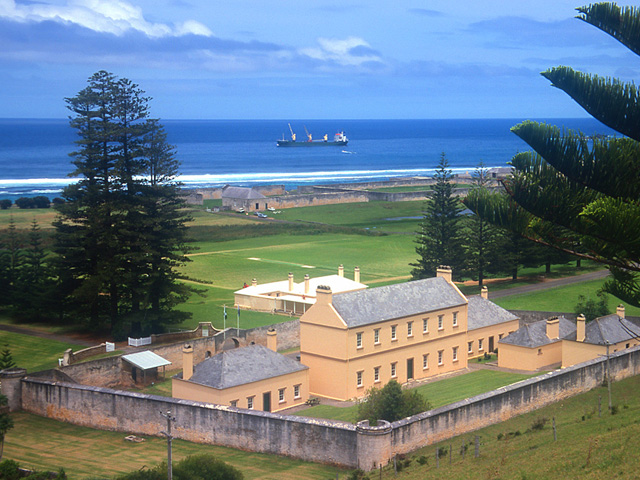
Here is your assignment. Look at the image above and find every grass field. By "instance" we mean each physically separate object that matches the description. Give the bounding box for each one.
[372,374,640,480]
[296,370,535,423]
[494,278,640,317]
[0,330,77,372]
[3,413,346,479]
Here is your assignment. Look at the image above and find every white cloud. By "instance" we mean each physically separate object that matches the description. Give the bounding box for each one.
[0,0,212,37]
[299,37,383,66]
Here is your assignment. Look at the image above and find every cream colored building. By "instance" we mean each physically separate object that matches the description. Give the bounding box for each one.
[173,339,309,412]
[498,316,576,371]
[467,287,519,359]
[499,305,640,372]
[234,266,366,315]
[300,268,519,400]
[562,306,640,368]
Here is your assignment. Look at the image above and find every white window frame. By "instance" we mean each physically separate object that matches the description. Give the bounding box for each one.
[294,384,301,399]
[374,366,380,383]
[438,315,444,330]
[423,318,429,333]
[357,370,364,387]
[453,312,458,327]
[230,399,238,408]
[468,341,473,354]
[391,325,397,341]
[438,350,444,366]
[407,321,413,337]
[356,332,363,348]
[422,354,429,370]
[374,328,380,345]
[391,362,397,378]
[453,346,458,362]
[247,396,254,409]
[478,338,484,351]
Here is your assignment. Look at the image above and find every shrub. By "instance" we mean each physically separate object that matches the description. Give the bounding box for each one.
[357,380,431,424]
[531,417,548,431]
[417,455,428,465]
[15,197,35,209]
[0,199,11,210]
[32,196,51,208]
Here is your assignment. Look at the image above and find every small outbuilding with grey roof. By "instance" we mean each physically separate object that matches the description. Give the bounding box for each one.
[172,343,309,412]
[498,316,576,371]
[221,185,269,212]
[122,351,172,385]
[562,305,640,367]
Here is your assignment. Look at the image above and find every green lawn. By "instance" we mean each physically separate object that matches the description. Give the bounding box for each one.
[3,413,346,480]
[494,277,640,317]
[295,370,535,423]
[0,330,77,373]
[373,374,640,480]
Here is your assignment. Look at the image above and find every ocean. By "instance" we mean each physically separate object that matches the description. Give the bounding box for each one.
[0,118,616,200]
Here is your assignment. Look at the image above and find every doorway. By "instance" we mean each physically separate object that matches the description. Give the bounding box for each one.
[263,392,271,412]
[407,358,414,381]
[489,336,495,352]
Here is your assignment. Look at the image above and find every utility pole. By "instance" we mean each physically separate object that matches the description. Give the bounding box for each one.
[160,410,176,480]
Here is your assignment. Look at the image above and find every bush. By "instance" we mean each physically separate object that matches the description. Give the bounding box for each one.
[575,292,609,321]
[15,197,35,209]
[0,199,11,210]
[0,459,21,480]
[32,196,51,208]
[531,417,548,431]
[357,380,431,424]
[417,455,429,465]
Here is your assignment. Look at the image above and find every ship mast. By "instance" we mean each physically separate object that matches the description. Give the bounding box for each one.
[288,123,296,142]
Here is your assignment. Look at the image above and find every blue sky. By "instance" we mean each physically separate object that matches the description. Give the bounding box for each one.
[1,0,639,119]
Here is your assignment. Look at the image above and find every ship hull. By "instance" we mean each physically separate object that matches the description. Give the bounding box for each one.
[277,140,348,147]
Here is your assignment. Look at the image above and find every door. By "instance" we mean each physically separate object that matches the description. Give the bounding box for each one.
[407,358,414,381]
[263,392,271,412]
[489,336,495,352]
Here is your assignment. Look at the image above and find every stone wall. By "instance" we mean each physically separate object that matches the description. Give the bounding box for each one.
[8,345,640,470]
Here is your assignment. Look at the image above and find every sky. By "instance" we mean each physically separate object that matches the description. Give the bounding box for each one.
[1,0,639,119]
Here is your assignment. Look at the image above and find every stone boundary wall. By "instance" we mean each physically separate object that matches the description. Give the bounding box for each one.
[508,310,640,326]
[8,345,640,470]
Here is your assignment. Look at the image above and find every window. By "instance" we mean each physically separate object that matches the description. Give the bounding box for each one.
[391,362,397,378]
[478,338,484,351]
[537,348,542,355]
[499,334,503,340]
[391,325,397,340]
[438,315,444,330]
[279,388,285,403]
[356,332,363,348]
[423,318,429,333]
[374,328,380,344]
[374,366,380,383]
[438,350,444,365]
[294,384,301,399]
[247,396,254,409]
[407,321,413,337]
[357,371,364,387]
[468,341,473,354]
[230,400,238,407]
[452,346,458,362]
[423,354,429,369]
[453,312,458,327]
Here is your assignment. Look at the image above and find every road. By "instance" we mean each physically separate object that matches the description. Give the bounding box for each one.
[488,269,610,299]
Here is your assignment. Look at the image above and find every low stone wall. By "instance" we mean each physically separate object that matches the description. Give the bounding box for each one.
[8,345,640,470]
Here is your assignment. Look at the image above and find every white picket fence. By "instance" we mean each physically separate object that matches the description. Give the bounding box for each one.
[127,336,152,347]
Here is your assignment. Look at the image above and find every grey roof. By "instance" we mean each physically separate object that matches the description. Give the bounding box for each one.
[566,314,640,345]
[178,345,307,390]
[467,295,519,331]
[499,316,575,348]
[221,186,266,200]
[332,277,466,328]
[122,351,172,370]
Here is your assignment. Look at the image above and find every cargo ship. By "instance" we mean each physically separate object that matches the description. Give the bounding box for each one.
[277,124,348,147]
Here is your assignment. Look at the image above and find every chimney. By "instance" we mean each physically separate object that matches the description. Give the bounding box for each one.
[182,344,194,381]
[267,328,277,352]
[546,317,559,340]
[251,278,257,287]
[617,304,626,318]
[338,264,344,277]
[354,266,360,283]
[304,274,310,294]
[316,285,333,305]
[436,265,453,283]
[480,286,488,300]
[576,314,586,342]
[288,272,294,291]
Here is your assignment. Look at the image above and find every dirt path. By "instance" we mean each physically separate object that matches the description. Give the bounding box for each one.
[0,323,93,346]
